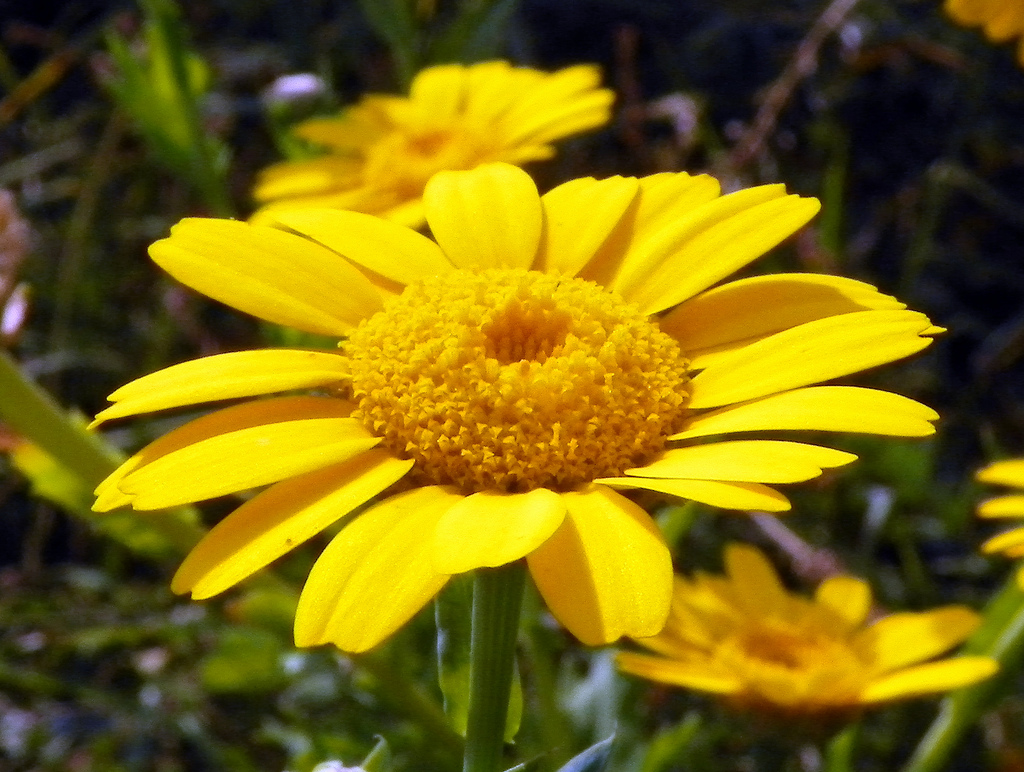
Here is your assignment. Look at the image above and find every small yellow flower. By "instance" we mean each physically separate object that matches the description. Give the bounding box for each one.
[251,61,613,227]
[945,0,1024,65]
[977,458,1024,586]
[94,163,939,653]
[618,543,998,720]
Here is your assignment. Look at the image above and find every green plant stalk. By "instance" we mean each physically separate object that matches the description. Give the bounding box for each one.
[141,0,232,216]
[0,349,203,555]
[463,562,527,772]
[902,576,1024,772]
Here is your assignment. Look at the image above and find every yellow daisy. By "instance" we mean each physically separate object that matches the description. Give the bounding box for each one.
[945,0,1024,65]
[977,458,1024,586]
[251,61,613,227]
[94,162,940,653]
[617,543,998,721]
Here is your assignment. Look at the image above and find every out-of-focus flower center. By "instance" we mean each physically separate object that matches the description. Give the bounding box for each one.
[363,127,489,197]
[340,269,691,493]
[718,621,867,709]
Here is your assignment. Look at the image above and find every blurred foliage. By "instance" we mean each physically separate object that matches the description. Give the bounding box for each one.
[4,0,1024,770]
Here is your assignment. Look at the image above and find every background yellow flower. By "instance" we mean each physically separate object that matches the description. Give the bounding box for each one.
[251,61,613,227]
[945,0,1024,65]
[95,163,938,653]
[617,543,998,721]
[977,458,1024,586]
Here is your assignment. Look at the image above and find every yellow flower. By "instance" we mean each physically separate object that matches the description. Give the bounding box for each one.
[945,0,1024,65]
[251,61,613,227]
[977,458,1024,586]
[94,162,940,653]
[617,543,998,720]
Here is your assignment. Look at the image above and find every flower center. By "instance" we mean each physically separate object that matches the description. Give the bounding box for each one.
[340,269,691,493]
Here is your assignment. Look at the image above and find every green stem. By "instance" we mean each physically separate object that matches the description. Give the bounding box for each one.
[0,349,203,557]
[0,348,120,484]
[463,562,527,772]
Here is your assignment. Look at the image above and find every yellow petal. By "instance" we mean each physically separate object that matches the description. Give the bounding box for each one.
[859,657,998,704]
[815,575,872,629]
[626,441,856,484]
[503,90,613,146]
[978,495,1024,518]
[119,417,379,509]
[724,543,788,617]
[855,607,981,673]
[688,310,936,409]
[253,157,362,201]
[93,396,351,512]
[149,219,383,335]
[612,186,821,314]
[499,65,607,141]
[267,209,453,285]
[91,349,350,426]
[660,273,905,353]
[409,64,467,119]
[172,450,413,598]
[431,489,567,573]
[616,652,741,694]
[423,163,542,270]
[977,458,1024,488]
[294,486,462,652]
[981,527,1024,554]
[580,173,721,288]
[596,477,791,512]
[527,485,672,645]
[536,176,639,276]
[672,387,939,440]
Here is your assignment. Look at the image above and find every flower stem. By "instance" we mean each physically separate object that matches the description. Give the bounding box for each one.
[462,562,527,772]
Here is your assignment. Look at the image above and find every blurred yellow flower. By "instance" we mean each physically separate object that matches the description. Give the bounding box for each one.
[945,0,1024,65]
[251,61,613,227]
[95,162,939,653]
[618,543,997,720]
[977,458,1024,586]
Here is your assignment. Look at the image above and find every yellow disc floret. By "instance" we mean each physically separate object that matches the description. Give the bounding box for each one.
[341,269,690,493]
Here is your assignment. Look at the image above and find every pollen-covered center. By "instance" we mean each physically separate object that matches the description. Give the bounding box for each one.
[340,269,691,493]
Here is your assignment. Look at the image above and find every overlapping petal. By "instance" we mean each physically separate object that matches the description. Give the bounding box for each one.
[172,450,413,598]
[687,310,936,409]
[431,489,567,573]
[269,209,454,285]
[527,486,672,646]
[424,163,542,270]
[294,486,462,652]
[672,387,939,440]
[597,477,792,512]
[626,441,856,484]
[150,219,383,335]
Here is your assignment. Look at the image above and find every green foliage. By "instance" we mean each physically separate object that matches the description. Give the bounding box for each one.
[103,0,231,214]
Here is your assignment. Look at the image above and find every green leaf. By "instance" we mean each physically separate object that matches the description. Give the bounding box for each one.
[200,627,286,695]
[554,735,615,772]
[361,736,392,772]
[639,713,701,772]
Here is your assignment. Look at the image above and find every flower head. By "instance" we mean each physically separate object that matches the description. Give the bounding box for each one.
[945,0,1024,65]
[977,458,1024,586]
[94,163,939,652]
[252,61,613,227]
[617,544,997,721]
